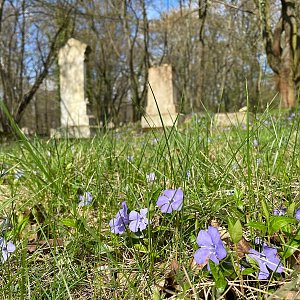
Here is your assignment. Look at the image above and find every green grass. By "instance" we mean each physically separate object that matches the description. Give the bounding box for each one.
[1,110,300,299]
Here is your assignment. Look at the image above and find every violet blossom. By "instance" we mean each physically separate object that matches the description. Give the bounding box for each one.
[156,188,183,213]
[248,245,283,280]
[109,202,130,234]
[295,207,300,221]
[273,206,287,216]
[0,238,16,263]
[78,192,93,207]
[129,208,149,232]
[194,226,227,270]
[146,172,156,182]
[186,170,191,181]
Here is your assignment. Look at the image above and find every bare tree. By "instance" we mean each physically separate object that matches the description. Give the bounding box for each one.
[196,0,208,111]
[0,0,280,134]
[149,0,262,112]
[254,0,300,108]
[121,0,150,121]
[0,0,76,133]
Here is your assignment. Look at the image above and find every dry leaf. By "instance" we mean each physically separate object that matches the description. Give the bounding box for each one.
[27,238,64,253]
[267,276,300,300]
[236,237,251,258]
[155,259,181,298]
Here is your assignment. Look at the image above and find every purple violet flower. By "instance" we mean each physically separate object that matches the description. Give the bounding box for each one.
[186,170,191,181]
[116,202,130,223]
[146,172,156,182]
[256,158,262,166]
[129,208,149,232]
[0,238,16,263]
[14,169,24,180]
[253,139,259,147]
[156,189,184,213]
[194,226,227,270]
[127,155,134,162]
[78,192,93,207]
[273,206,287,216]
[109,217,126,234]
[248,245,283,280]
[295,207,300,221]
[109,202,130,234]
[288,113,296,121]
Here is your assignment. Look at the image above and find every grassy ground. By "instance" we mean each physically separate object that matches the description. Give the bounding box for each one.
[1,109,300,299]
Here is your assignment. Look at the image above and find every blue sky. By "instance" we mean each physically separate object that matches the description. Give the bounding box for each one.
[148,0,179,19]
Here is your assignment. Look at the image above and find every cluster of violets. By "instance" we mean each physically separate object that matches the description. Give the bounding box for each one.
[109,202,149,233]
[1,182,297,279]
[109,188,183,234]
[109,189,300,280]
[195,204,300,279]
[194,204,300,279]
[194,226,283,280]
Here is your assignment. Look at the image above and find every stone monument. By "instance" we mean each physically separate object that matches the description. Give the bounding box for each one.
[58,38,96,137]
[214,107,252,128]
[141,64,179,128]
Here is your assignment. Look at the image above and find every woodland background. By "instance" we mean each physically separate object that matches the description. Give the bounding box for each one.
[0,0,299,135]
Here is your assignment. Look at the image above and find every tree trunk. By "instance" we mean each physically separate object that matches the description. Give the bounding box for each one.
[277,65,296,108]
[195,0,208,111]
[257,0,300,108]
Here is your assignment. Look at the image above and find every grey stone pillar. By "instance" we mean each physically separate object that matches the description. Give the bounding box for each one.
[58,38,96,137]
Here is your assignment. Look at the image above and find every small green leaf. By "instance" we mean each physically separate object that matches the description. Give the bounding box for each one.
[134,244,148,253]
[209,260,218,278]
[228,219,243,244]
[209,261,227,293]
[287,202,296,216]
[236,198,244,211]
[245,221,267,232]
[282,240,300,258]
[215,276,227,294]
[61,218,77,228]
[270,216,296,234]
[241,267,256,275]
[294,231,300,241]
[152,288,161,300]
[16,216,29,235]
[95,242,113,254]
[234,189,244,210]
[261,198,270,224]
